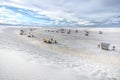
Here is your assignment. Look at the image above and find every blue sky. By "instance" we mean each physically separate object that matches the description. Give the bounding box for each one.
[0,0,120,27]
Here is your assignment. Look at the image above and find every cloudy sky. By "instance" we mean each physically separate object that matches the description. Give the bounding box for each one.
[0,0,120,27]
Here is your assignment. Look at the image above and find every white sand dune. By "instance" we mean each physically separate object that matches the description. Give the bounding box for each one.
[24,28,120,66]
[0,27,120,80]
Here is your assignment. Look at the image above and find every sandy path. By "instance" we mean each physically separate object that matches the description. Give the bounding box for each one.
[19,28,120,67]
[0,28,95,80]
[0,27,120,80]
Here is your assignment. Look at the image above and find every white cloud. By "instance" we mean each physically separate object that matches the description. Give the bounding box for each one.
[106,16,120,24]
[0,7,31,25]
[1,0,120,26]
[1,0,96,26]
